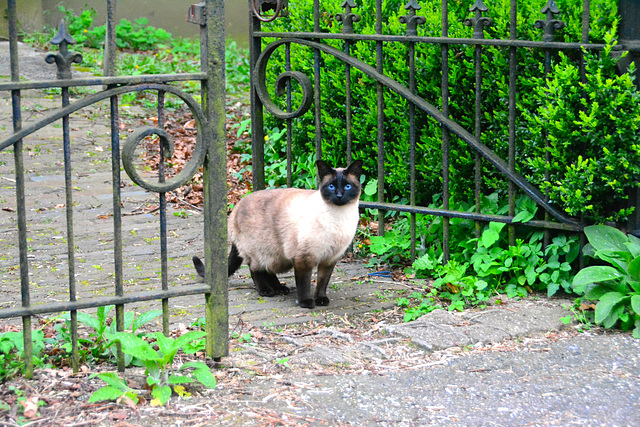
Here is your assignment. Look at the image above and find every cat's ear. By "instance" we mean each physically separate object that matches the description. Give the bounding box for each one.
[316,160,335,181]
[345,160,363,179]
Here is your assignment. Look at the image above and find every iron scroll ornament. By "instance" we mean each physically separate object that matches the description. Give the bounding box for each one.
[253,37,581,229]
[253,41,314,120]
[252,20,313,120]
[251,0,288,23]
[0,83,207,193]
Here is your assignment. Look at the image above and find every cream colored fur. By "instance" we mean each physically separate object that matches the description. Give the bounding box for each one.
[228,187,359,273]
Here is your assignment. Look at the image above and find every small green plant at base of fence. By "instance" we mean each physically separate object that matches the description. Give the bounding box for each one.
[560,299,595,333]
[0,329,50,382]
[393,215,579,321]
[59,306,162,363]
[90,331,215,406]
[572,225,640,338]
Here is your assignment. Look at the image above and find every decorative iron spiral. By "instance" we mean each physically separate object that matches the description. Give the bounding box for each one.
[253,41,314,120]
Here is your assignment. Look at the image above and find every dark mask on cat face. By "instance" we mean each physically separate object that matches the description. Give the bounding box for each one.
[317,160,363,206]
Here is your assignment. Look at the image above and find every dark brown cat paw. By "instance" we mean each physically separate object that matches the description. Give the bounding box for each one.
[258,288,277,297]
[298,298,315,309]
[276,285,290,295]
[315,296,330,306]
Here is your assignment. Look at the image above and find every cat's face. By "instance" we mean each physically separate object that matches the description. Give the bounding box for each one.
[317,160,363,206]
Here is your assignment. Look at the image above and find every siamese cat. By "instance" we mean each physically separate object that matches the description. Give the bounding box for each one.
[193,159,363,309]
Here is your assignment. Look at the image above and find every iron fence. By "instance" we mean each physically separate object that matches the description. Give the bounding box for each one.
[249,0,640,260]
[0,0,228,378]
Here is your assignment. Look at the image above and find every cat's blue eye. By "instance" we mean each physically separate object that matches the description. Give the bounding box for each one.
[328,184,336,191]
[345,184,352,190]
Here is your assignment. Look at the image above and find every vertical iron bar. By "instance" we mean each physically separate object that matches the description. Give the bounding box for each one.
[345,39,353,164]
[376,0,386,237]
[103,0,117,79]
[250,0,266,190]
[409,40,417,260]
[474,41,482,241]
[508,0,517,246]
[619,0,640,91]
[158,91,169,336]
[579,0,590,269]
[61,86,79,372]
[441,0,450,262]
[314,0,323,163]
[8,0,33,379]
[109,89,125,372]
[203,0,228,359]
[286,43,293,188]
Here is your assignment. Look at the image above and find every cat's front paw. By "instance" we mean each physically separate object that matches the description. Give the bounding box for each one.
[315,296,330,306]
[298,298,315,309]
[258,288,277,297]
[276,284,290,295]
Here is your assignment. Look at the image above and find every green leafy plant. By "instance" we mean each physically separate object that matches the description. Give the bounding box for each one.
[90,331,215,406]
[572,225,640,337]
[0,330,47,382]
[59,306,162,363]
[560,299,595,332]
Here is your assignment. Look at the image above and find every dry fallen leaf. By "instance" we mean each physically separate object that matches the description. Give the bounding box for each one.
[20,395,40,419]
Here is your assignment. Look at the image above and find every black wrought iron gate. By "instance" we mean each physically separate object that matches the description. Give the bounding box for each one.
[248,0,640,259]
[0,0,228,378]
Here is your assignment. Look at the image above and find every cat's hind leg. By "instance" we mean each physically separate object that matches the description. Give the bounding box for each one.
[250,268,288,297]
[266,273,290,295]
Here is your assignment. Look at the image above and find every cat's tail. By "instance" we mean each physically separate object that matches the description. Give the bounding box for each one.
[192,244,243,278]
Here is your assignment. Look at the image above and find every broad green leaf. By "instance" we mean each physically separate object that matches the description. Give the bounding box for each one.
[364,179,377,197]
[629,257,640,282]
[152,332,175,356]
[572,266,623,293]
[132,310,162,333]
[96,305,114,328]
[106,332,159,361]
[631,295,640,316]
[585,284,612,300]
[602,303,626,329]
[168,375,194,384]
[547,282,560,297]
[181,361,217,389]
[475,280,488,291]
[595,292,626,324]
[76,312,102,332]
[97,372,129,390]
[173,331,207,351]
[89,386,125,403]
[152,385,172,405]
[512,210,534,223]
[480,228,500,248]
[193,368,217,389]
[627,234,640,257]
[584,225,628,254]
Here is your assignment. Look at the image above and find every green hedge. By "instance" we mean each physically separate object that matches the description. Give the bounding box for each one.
[260,0,636,224]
